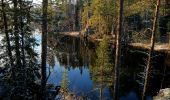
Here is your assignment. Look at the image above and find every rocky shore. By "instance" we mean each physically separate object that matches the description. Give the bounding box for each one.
[154,88,170,100]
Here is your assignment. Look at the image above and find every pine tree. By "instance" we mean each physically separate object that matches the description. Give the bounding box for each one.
[90,35,113,99]
[41,0,48,99]
[61,68,69,91]
[82,0,115,35]
[114,0,124,99]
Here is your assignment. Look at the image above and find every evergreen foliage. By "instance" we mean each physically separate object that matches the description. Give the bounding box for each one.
[90,35,113,87]
[61,68,69,90]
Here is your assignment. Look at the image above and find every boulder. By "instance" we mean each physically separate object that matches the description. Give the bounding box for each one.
[154,88,170,100]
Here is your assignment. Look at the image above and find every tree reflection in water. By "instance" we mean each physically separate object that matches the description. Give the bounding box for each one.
[46,34,170,100]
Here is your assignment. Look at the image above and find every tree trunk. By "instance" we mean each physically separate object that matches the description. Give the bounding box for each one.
[142,0,161,98]
[100,67,103,100]
[1,0,14,70]
[41,0,48,99]
[75,0,79,31]
[114,0,124,99]
[13,0,22,69]
[100,51,104,100]
[19,0,25,69]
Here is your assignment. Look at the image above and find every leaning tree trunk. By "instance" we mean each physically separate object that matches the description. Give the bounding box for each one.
[114,0,124,99]
[1,0,14,69]
[142,0,161,98]
[41,0,48,99]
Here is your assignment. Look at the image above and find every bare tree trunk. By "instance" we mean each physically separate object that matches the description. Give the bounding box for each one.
[100,54,104,100]
[100,67,103,100]
[114,0,124,99]
[75,0,79,31]
[1,0,14,69]
[100,82,103,100]
[142,0,161,98]
[41,0,48,99]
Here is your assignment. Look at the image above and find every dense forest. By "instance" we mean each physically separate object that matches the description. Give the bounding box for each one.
[0,0,170,100]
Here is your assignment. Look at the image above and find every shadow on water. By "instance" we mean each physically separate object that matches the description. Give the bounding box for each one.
[46,34,170,100]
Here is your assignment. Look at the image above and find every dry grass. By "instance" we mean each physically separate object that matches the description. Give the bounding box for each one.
[60,32,80,37]
[129,43,170,52]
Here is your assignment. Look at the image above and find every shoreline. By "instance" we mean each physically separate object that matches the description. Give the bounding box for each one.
[58,31,170,54]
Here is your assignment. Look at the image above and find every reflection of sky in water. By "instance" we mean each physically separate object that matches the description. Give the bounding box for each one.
[0,28,165,100]
[33,30,95,97]
[48,58,94,96]
[33,30,140,100]
[33,31,95,96]
[47,59,113,99]
[33,29,42,56]
[0,31,141,100]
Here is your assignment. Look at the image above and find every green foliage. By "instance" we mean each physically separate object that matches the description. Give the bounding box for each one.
[61,68,69,90]
[82,0,115,35]
[48,3,57,22]
[47,47,55,68]
[96,35,113,68]
[0,0,40,99]
[81,0,170,37]
[124,0,151,16]
[54,0,77,31]
[90,35,113,87]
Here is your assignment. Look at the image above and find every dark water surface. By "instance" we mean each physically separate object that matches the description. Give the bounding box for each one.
[35,32,170,100]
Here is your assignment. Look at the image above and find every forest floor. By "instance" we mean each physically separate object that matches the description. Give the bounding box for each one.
[129,43,170,51]
[60,32,80,37]
[129,43,170,53]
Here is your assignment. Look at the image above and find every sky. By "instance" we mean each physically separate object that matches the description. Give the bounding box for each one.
[33,0,42,4]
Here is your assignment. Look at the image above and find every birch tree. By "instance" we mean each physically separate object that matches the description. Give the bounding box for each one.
[143,0,161,99]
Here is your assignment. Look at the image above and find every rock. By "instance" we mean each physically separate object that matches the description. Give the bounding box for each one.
[55,86,61,94]
[55,88,84,100]
[154,88,170,100]
[47,86,61,100]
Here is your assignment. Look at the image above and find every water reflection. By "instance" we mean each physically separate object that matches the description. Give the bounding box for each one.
[89,36,113,100]
[47,35,95,98]
[61,68,69,90]
[45,33,170,100]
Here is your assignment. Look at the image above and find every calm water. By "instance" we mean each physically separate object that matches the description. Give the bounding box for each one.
[34,31,170,100]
